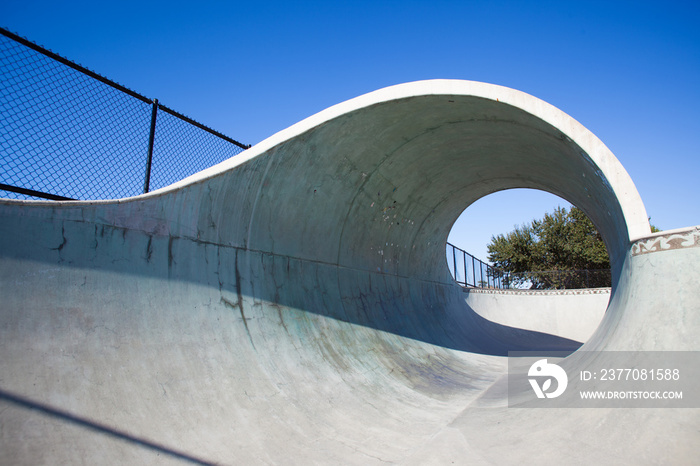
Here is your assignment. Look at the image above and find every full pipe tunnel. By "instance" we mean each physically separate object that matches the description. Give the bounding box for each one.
[1,78,650,383]
[79,78,649,354]
[165,79,649,353]
[4,80,686,465]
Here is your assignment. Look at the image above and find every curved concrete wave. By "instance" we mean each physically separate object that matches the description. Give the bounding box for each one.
[1,80,697,464]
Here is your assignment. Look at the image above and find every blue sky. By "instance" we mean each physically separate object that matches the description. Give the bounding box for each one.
[2,1,698,261]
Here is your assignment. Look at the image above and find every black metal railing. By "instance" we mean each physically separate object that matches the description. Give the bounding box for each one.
[500,268,611,290]
[446,242,611,289]
[0,27,250,201]
[447,242,506,288]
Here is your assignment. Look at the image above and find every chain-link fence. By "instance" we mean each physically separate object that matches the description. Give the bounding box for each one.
[0,27,249,201]
[446,242,611,290]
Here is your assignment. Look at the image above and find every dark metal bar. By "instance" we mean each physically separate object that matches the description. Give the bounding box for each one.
[144,99,159,194]
[0,27,250,148]
[471,255,476,287]
[1,27,254,204]
[480,260,484,288]
[462,250,467,288]
[0,183,76,201]
[446,240,612,290]
[446,242,513,289]
[158,104,251,150]
[452,245,458,284]
[0,27,152,104]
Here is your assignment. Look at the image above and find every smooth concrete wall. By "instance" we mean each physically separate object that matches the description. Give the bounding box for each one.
[0,80,697,464]
[464,288,610,343]
[586,226,700,352]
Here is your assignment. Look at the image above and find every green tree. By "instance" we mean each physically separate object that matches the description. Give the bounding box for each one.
[487,206,610,289]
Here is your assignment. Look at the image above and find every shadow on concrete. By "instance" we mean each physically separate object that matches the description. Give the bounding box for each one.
[0,389,215,465]
[0,213,583,357]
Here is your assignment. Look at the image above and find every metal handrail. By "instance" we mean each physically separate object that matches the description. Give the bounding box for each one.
[446,242,611,289]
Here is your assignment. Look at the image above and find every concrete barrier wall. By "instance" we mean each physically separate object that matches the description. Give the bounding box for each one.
[464,288,610,343]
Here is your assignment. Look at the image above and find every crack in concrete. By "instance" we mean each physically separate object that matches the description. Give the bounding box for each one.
[224,249,256,351]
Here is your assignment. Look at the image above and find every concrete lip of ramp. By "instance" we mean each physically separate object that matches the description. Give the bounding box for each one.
[1,80,698,464]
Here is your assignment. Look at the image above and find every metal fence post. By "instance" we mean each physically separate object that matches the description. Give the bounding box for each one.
[144,99,159,194]
[471,256,475,287]
[452,245,458,284]
[463,250,467,287]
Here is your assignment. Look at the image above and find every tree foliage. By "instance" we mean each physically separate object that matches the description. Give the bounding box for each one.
[487,206,610,289]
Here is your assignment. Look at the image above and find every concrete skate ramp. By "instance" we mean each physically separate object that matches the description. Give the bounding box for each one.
[465,288,610,343]
[1,80,698,464]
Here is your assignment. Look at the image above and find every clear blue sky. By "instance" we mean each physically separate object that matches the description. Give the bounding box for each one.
[2,1,698,261]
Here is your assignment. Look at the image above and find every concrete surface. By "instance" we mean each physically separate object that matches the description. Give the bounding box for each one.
[464,288,610,343]
[0,80,698,464]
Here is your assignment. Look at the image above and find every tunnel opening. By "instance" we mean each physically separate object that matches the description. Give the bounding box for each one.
[445,188,612,344]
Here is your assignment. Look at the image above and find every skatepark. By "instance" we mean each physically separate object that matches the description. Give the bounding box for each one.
[1,80,698,464]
